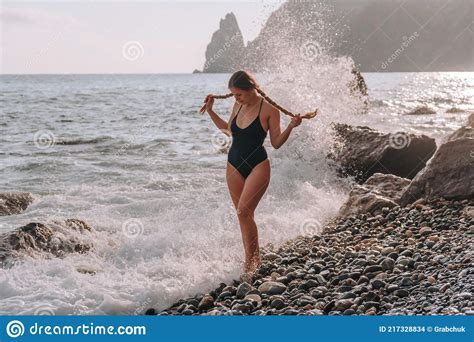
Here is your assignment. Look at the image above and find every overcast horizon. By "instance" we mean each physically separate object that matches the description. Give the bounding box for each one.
[0,0,283,74]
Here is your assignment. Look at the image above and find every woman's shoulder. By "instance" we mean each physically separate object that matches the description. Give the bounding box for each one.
[231,101,240,114]
[262,98,279,116]
[229,101,240,122]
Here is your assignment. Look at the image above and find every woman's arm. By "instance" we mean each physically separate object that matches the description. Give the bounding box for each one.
[207,109,228,131]
[268,107,302,149]
[204,95,236,135]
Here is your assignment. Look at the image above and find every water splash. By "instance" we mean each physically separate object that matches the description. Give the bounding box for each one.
[0,2,371,315]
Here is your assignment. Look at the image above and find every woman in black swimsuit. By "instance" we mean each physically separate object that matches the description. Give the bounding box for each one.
[202,71,314,278]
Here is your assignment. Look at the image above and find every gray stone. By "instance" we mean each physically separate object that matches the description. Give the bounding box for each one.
[380,258,395,271]
[394,289,409,297]
[0,219,93,263]
[370,279,386,290]
[329,124,436,183]
[447,114,474,141]
[236,282,253,299]
[270,298,285,309]
[198,295,215,311]
[334,299,354,311]
[0,192,34,216]
[400,138,474,205]
[339,173,410,217]
[399,277,415,287]
[216,291,232,301]
[258,281,287,295]
[314,274,327,285]
[232,303,252,313]
[364,265,383,274]
[419,227,433,236]
[243,294,261,303]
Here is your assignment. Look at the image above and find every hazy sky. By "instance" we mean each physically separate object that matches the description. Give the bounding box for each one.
[0,0,283,74]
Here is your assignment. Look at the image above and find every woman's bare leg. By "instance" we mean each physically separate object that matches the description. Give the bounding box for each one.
[226,162,245,210]
[236,159,270,273]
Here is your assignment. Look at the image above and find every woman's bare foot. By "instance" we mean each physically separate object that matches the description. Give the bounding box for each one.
[240,257,260,284]
[243,254,261,277]
[239,272,253,284]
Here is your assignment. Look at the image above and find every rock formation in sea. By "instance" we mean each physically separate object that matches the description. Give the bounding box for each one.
[0,192,34,216]
[328,123,436,183]
[202,13,245,73]
[0,219,94,264]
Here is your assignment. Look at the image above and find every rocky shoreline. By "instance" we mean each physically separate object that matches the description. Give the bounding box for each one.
[149,197,473,316]
[147,113,473,316]
[1,113,472,316]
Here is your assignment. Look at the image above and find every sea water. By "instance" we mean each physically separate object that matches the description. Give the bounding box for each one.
[0,70,472,315]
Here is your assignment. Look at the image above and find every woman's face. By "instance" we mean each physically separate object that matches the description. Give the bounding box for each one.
[229,87,254,105]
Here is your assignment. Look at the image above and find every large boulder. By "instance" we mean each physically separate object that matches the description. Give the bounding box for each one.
[0,192,34,216]
[329,123,436,183]
[404,106,436,115]
[339,173,410,217]
[400,138,474,206]
[448,126,474,141]
[0,219,93,263]
[447,113,474,141]
[469,113,474,127]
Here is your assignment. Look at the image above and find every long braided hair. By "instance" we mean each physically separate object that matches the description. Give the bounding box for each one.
[199,70,318,119]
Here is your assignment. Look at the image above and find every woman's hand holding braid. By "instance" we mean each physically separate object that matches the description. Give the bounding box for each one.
[199,94,215,114]
[288,114,302,128]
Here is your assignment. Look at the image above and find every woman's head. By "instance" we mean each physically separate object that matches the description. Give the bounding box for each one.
[228,70,259,104]
[217,70,316,119]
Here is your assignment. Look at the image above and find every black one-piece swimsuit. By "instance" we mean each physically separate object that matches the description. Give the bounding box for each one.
[228,98,268,179]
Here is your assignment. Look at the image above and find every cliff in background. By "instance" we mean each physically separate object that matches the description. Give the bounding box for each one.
[199,0,473,72]
[202,13,245,73]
